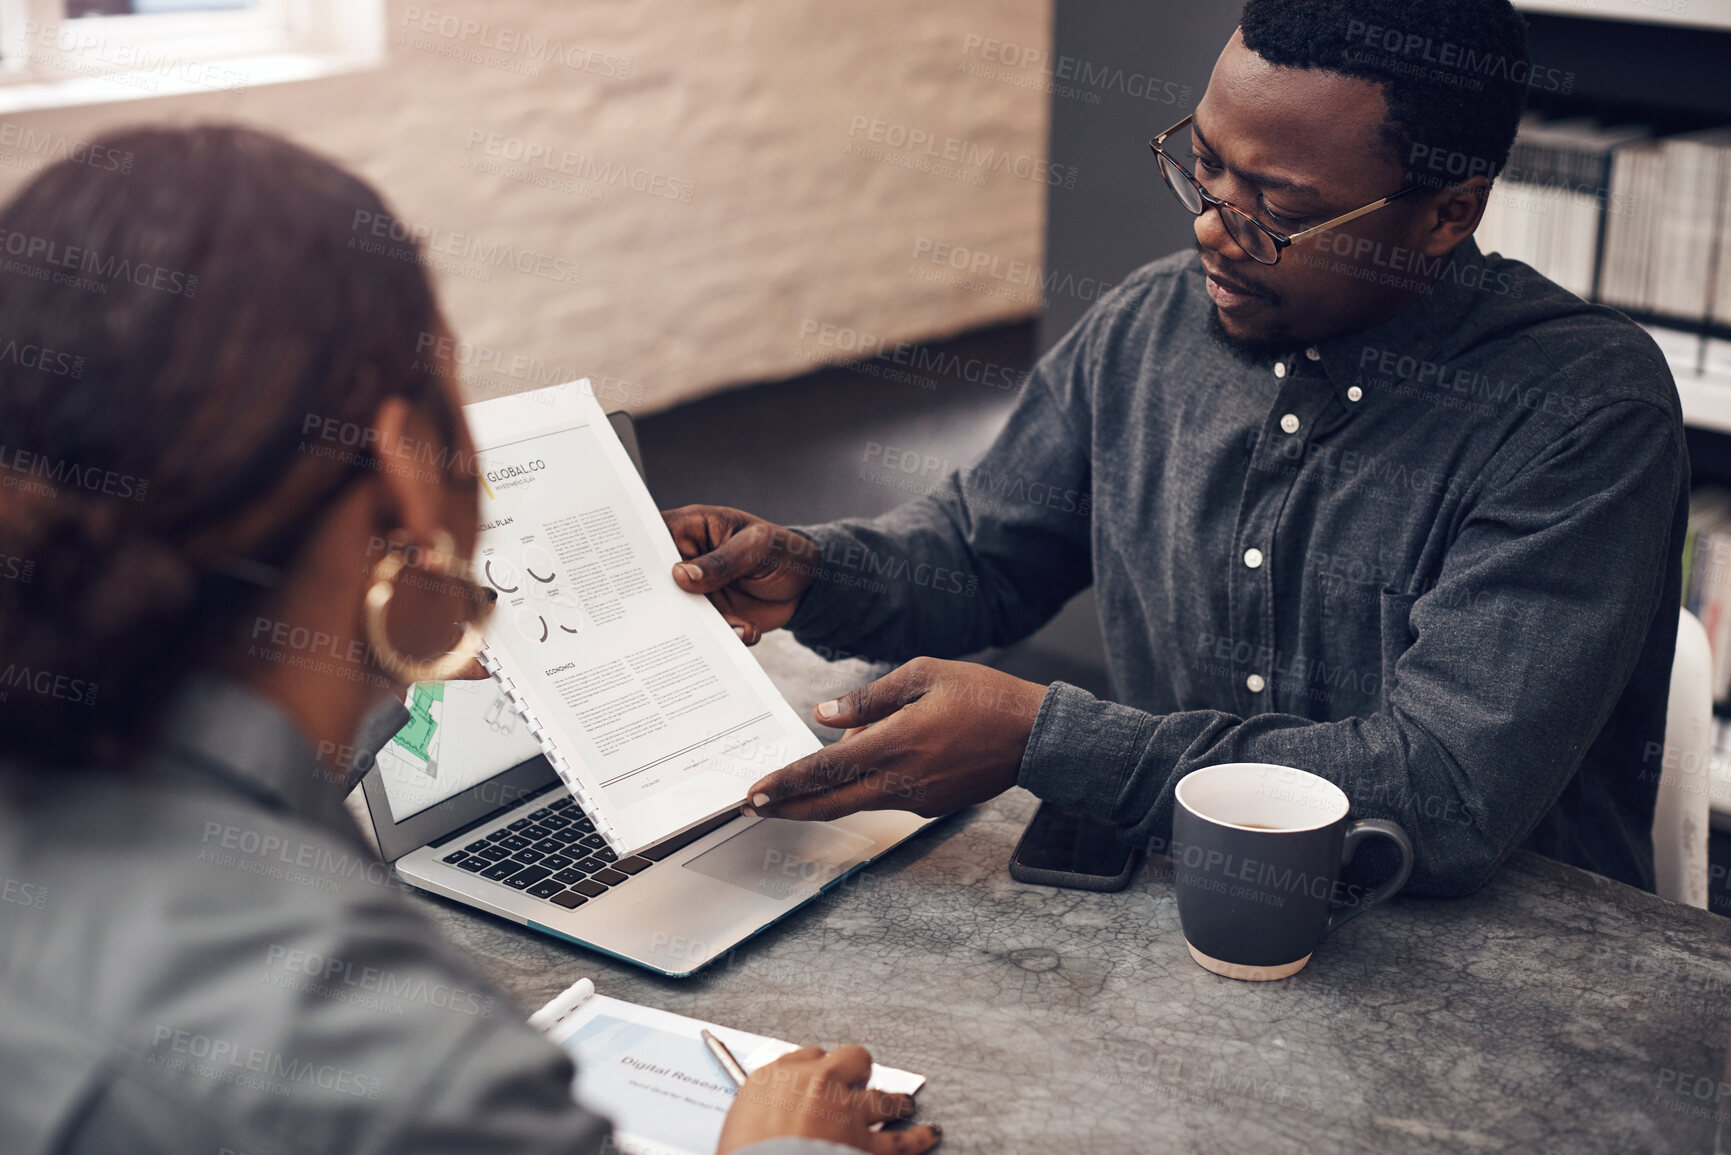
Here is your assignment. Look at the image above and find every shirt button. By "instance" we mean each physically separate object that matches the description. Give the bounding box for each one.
[1305,346,1321,361]
[1347,385,1363,402]
[1273,361,1287,379]
[1246,674,1266,693]
[1280,414,1300,434]
[1243,548,1264,569]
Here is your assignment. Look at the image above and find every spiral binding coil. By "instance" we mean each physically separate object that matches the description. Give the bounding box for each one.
[478,645,625,855]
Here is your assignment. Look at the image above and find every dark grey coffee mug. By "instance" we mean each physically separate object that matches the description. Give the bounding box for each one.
[1172,762,1413,981]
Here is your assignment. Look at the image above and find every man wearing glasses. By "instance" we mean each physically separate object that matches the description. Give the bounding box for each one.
[664,0,1686,895]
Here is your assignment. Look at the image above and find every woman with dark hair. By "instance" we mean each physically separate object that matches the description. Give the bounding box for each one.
[0,125,940,1155]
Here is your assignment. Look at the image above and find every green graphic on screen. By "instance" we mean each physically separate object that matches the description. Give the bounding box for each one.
[393,682,444,768]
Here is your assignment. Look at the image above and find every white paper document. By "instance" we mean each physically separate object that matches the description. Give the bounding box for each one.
[541,987,925,1155]
[464,382,822,856]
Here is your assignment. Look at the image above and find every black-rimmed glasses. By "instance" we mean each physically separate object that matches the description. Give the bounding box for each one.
[1149,114,1419,266]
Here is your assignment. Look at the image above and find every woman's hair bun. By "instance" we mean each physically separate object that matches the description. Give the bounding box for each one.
[0,485,200,767]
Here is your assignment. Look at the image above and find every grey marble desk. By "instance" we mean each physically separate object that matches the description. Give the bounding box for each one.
[401,789,1729,1155]
[372,636,1731,1153]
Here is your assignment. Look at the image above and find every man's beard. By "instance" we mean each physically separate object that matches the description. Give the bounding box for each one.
[1206,304,1300,367]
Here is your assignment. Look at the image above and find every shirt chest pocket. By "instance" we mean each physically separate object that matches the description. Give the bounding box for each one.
[1378,589,1421,708]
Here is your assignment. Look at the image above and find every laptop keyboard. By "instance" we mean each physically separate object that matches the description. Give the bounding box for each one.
[435,795,729,911]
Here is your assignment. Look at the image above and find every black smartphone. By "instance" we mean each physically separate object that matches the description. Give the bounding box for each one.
[1009,801,1142,892]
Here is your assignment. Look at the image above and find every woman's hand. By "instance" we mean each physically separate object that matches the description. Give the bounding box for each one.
[716,1045,941,1155]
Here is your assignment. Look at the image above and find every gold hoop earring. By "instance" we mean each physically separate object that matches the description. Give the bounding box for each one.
[365,530,489,683]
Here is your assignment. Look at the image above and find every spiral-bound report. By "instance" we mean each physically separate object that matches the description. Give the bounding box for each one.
[464,381,822,857]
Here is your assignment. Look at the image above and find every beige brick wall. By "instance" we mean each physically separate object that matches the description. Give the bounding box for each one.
[0,0,1051,412]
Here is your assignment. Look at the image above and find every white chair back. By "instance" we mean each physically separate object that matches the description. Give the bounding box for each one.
[1653,608,1711,908]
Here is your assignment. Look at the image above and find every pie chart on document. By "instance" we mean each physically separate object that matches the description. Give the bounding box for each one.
[550,594,584,636]
[498,546,575,643]
[485,554,521,594]
[515,605,552,644]
[523,543,559,585]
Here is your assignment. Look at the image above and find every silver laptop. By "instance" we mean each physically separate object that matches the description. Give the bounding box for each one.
[361,412,936,976]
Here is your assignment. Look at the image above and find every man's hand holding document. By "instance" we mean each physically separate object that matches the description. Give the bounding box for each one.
[464,382,822,856]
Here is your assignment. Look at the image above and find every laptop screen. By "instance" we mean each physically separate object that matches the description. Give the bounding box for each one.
[376,679,545,821]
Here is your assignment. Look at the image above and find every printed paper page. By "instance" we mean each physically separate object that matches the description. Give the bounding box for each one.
[546,993,925,1155]
[465,382,821,854]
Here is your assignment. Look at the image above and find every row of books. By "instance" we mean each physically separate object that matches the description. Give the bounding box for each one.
[1475,113,1731,328]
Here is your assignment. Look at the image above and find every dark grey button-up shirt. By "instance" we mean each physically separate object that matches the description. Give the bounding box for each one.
[787,240,1687,897]
[0,676,848,1155]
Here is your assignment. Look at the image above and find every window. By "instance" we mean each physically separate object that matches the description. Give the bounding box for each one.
[0,0,384,112]
[67,1,262,15]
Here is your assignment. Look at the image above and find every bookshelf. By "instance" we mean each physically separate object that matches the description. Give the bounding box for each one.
[1495,8,1731,445]
[1518,4,1731,766]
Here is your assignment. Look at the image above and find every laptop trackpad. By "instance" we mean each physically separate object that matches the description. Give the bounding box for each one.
[682,819,875,901]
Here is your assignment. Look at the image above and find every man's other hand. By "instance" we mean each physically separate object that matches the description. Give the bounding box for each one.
[743,658,1046,822]
[662,505,820,644]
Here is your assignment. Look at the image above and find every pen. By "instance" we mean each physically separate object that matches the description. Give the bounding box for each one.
[701,1028,749,1088]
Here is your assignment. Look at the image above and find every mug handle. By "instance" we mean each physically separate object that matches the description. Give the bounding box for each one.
[1322,819,1413,935]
